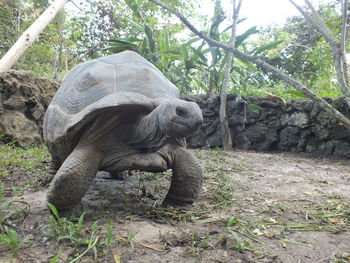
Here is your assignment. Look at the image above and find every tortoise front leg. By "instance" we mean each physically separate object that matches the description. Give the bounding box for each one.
[163,147,203,206]
[47,145,103,210]
[43,155,62,185]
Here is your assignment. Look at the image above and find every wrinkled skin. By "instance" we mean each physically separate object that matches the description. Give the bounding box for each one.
[47,99,203,211]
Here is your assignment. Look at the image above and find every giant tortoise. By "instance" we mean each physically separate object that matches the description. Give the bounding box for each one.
[43,51,203,211]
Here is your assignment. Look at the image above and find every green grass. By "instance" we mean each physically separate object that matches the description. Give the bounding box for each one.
[0,143,50,192]
[45,202,121,262]
[0,226,30,257]
[0,143,49,172]
[0,182,30,257]
[205,171,236,209]
[189,216,267,259]
[196,149,246,210]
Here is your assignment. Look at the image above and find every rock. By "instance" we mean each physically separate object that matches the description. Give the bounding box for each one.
[0,70,58,146]
[265,115,281,129]
[305,136,318,153]
[278,126,300,150]
[281,112,309,128]
[316,110,337,125]
[311,123,330,140]
[235,132,251,150]
[318,141,335,155]
[330,125,350,140]
[333,140,350,158]
[332,97,350,117]
[0,111,41,146]
[243,122,278,150]
[247,97,283,108]
[205,128,223,148]
[291,99,313,112]
[310,103,321,121]
[296,130,311,152]
[228,113,256,126]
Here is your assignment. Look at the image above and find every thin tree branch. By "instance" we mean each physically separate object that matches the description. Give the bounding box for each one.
[289,0,350,107]
[148,0,350,130]
[220,0,242,150]
[234,0,243,14]
[304,0,336,43]
[340,0,348,51]
[69,0,83,11]
[288,0,336,46]
[341,0,349,86]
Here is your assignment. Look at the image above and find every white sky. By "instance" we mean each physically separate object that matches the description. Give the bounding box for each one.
[199,0,330,33]
[65,0,332,35]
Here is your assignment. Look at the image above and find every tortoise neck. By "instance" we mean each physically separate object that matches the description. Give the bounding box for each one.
[127,106,167,152]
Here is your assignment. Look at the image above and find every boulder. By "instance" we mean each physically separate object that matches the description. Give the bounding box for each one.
[0,70,58,146]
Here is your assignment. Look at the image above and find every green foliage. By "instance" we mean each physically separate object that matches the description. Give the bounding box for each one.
[253,2,347,98]
[0,182,30,257]
[2,0,347,99]
[0,226,29,257]
[0,0,22,56]
[45,202,87,242]
[45,202,120,262]
[0,143,50,186]
[0,183,12,231]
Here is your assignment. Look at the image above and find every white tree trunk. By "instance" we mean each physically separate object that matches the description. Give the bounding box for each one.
[0,0,68,73]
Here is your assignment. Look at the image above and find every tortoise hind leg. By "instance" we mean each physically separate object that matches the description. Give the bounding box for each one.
[163,147,203,206]
[47,145,104,211]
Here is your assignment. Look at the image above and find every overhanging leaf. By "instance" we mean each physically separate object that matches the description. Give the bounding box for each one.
[189,46,208,63]
[124,0,143,19]
[235,26,259,47]
[145,25,155,52]
[125,17,145,32]
[252,40,284,56]
[286,89,308,98]
[248,103,263,112]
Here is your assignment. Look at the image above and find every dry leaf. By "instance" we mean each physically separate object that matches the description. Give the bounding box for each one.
[303,192,316,196]
[329,218,344,224]
[114,250,121,263]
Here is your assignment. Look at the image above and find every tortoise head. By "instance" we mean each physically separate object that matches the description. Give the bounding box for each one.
[157,99,203,139]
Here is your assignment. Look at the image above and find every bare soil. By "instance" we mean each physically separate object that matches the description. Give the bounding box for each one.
[1,149,349,263]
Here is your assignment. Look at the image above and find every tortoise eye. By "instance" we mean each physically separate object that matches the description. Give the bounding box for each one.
[175,106,188,117]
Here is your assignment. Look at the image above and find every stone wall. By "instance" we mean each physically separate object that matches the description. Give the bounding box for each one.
[184,94,350,158]
[1,70,350,157]
[0,70,58,146]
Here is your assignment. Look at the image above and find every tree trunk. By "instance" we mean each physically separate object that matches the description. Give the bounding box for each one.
[220,0,242,151]
[0,0,68,73]
[54,11,65,79]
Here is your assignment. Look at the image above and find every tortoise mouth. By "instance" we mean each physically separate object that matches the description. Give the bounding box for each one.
[168,120,197,137]
[171,120,192,129]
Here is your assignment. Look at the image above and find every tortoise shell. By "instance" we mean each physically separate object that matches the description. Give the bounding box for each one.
[43,51,179,159]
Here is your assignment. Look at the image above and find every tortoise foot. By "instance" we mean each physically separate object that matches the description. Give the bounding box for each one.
[162,197,194,207]
[51,203,85,219]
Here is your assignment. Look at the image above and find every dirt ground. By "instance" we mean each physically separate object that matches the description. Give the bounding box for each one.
[1,148,349,263]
